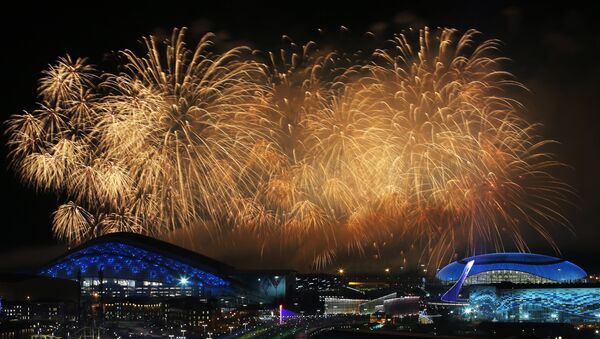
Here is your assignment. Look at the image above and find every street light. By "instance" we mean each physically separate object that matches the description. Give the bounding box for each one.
[338,268,344,275]
[384,268,390,273]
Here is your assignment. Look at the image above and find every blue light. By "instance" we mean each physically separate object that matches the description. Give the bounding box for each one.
[38,242,230,288]
[437,252,587,283]
[466,286,600,323]
[179,276,190,286]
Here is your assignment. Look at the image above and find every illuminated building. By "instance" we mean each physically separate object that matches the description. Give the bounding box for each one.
[0,233,297,336]
[436,253,600,323]
[0,273,78,323]
[383,296,421,317]
[437,253,587,286]
[359,293,397,314]
[323,298,368,315]
[37,233,294,304]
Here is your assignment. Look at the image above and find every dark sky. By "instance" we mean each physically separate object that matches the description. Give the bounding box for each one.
[1,1,598,272]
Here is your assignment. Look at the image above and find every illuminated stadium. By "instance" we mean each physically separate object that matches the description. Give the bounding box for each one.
[435,253,600,324]
[37,233,293,304]
[436,252,587,285]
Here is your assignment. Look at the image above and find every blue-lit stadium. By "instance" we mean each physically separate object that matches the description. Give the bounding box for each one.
[436,252,587,285]
[37,233,293,304]
[434,252,600,324]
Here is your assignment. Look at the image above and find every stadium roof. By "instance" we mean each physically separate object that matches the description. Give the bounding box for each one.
[436,252,587,283]
[38,232,236,287]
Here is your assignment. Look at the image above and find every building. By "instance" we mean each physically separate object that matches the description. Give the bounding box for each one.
[435,252,600,324]
[359,293,397,314]
[1,233,298,336]
[0,273,79,332]
[323,298,368,315]
[289,274,366,314]
[437,252,587,285]
[290,272,427,316]
[37,232,294,305]
[358,293,421,317]
[383,296,420,317]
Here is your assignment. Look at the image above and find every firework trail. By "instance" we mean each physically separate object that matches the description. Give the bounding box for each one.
[5,27,571,269]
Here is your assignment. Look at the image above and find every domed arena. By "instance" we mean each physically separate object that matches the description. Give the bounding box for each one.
[436,252,588,285]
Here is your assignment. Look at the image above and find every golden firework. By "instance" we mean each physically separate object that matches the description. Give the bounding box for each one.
[5,27,572,269]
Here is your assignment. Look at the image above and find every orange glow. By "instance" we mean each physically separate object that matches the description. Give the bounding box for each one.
[6,27,571,269]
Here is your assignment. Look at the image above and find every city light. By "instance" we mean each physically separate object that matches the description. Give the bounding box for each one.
[0,5,595,339]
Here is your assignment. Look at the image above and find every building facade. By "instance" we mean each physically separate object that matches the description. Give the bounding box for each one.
[437,252,588,286]
[436,252,600,324]
[323,298,368,315]
[37,233,294,305]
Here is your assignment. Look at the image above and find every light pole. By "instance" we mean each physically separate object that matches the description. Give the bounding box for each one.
[180,329,187,338]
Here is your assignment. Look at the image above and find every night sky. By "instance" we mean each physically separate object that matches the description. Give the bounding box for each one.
[1,1,598,272]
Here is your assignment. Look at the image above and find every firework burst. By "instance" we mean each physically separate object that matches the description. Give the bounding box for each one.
[6,27,571,269]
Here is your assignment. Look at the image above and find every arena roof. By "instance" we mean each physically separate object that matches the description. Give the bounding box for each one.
[436,252,587,283]
[37,232,236,287]
[33,233,296,304]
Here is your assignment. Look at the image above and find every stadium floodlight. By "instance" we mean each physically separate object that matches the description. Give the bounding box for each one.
[179,276,190,286]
